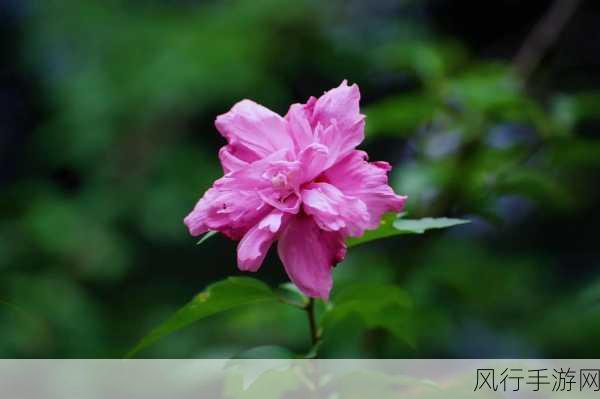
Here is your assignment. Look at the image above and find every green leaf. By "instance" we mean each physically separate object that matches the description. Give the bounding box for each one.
[347,214,469,247]
[196,230,217,245]
[322,283,414,346]
[392,217,470,234]
[126,277,278,357]
[346,213,397,247]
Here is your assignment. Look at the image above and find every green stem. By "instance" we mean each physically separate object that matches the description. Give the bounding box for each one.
[305,297,319,347]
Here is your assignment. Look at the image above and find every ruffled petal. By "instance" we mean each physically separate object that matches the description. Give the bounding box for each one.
[258,190,301,214]
[218,145,251,173]
[183,185,270,240]
[257,156,303,214]
[297,143,330,183]
[310,80,365,159]
[183,150,290,239]
[237,210,285,272]
[323,150,407,229]
[277,215,346,300]
[285,103,315,154]
[301,182,370,237]
[215,99,294,159]
[313,120,362,168]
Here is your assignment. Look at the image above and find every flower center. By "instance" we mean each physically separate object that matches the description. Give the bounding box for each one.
[263,161,300,193]
[271,172,289,189]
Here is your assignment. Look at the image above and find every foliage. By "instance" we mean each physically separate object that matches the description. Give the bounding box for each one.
[347,213,468,247]
[127,277,279,357]
[128,215,462,357]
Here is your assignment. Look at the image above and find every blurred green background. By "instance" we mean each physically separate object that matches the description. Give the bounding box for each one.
[1,0,600,358]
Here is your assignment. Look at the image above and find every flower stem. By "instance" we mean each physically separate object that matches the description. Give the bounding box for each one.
[305,297,319,347]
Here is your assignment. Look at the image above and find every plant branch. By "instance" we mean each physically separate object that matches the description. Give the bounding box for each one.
[513,0,583,81]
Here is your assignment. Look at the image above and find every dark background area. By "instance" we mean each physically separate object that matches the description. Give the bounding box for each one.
[1,0,599,358]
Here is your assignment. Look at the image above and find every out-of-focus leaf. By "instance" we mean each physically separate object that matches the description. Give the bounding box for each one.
[0,299,48,350]
[393,161,456,214]
[127,277,279,357]
[558,92,600,122]
[277,283,307,307]
[550,95,578,136]
[24,197,131,282]
[365,94,438,138]
[322,283,414,346]
[0,299,39,325]
[551,92,600,136]
[495,168,576,210]
[347,214,469,247]
[446,64,521,112]
[374,40,467,82]
[549,139,600,169]
[444,63,552,129]
[572,92,600,121]
[4,272,104,357]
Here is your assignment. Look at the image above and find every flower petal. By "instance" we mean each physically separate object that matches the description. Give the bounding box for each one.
[285,103,314,153]
[310,80,365,158]
[277,215,346,300]
[183,185,270,240]
[183,150,290,239]
[301,182,370,236]
[258,189,301,214]
[215,99,293,159]
[218,145,251,173]
[297,143,330,183]
[237,210,285,272]
[313,120,361,168]
[323,150,407,229]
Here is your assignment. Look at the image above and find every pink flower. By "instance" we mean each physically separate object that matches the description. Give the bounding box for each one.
[184,81,406,299]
